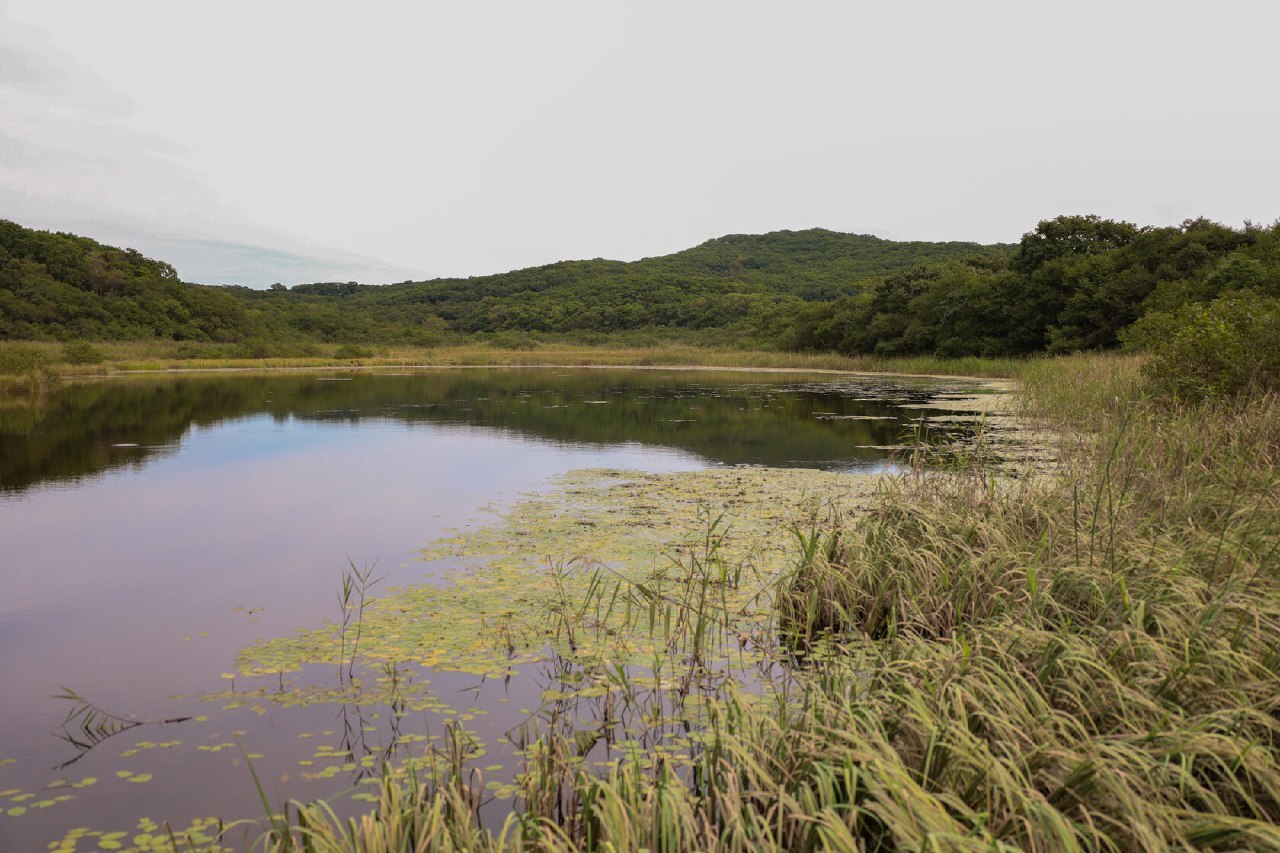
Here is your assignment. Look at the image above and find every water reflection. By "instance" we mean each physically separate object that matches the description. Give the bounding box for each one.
[0,368,969,495]
[0,367,975,849]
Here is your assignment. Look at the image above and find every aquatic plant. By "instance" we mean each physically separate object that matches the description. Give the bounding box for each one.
[337,560,384,682]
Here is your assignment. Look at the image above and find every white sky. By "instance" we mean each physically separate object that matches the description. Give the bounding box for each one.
[3,1,1279,286]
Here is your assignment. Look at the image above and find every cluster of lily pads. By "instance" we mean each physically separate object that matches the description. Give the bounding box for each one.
[49,816,227,852]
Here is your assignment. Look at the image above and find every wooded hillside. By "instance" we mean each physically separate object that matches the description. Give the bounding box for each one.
[4,216,1277,360]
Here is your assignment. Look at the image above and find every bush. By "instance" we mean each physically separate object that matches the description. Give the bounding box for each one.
[1124,291,1280,400]
[0,343,46,375]
[332,344,373,359]
[234,339,273,359]
[174,342,220,360]
[486,332,537,351]
[61,341,106,365]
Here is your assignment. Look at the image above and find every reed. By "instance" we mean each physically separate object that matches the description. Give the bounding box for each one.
[773,355,1280,849]
[2,338,1030,380]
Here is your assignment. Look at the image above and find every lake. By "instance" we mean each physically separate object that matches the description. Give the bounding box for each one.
[0,367,981,850]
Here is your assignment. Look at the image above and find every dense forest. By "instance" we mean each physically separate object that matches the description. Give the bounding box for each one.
[0,219,252,342]
[2,215,1278,360]
[791,216,1280,357]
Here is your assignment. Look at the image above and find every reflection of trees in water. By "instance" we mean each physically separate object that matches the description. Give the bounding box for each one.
[0,370,965,494]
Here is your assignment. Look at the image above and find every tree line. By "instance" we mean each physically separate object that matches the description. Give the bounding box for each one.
[788,215,1280,357]
[2,215,1277,362]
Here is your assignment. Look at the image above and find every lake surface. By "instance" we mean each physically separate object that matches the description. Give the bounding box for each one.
[0,367,976,849]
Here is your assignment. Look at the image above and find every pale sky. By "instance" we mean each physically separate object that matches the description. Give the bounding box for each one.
[2,1,1278,287]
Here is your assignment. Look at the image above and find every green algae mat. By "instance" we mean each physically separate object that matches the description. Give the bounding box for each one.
[240,466,878,680]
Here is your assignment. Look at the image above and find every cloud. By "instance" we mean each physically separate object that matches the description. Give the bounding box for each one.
[3,0,1278,287]
[0,0,424,285]
[129,236,426,287]
[0,4,228,239]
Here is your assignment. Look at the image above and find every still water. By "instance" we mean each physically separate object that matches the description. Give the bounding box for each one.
[0,367,971,849]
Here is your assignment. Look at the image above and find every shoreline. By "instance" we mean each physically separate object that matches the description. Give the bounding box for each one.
[87,361,1018,386]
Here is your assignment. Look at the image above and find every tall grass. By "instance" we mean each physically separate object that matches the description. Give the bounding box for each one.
[245,353,1280,851]
[2,338,1028,380]
[776,354,1280,849]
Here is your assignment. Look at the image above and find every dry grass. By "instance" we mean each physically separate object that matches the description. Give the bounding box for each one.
[1,339,1028,380]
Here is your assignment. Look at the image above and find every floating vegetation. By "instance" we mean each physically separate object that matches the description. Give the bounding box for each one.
[811,413,895,420]
[0,780,85,820]
[192,465,880,842]
[48,816,230,852]
[118,740,181,758]
[239,467,877,682]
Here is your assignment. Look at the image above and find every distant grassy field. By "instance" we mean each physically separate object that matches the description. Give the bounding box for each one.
[0,338,1029,388]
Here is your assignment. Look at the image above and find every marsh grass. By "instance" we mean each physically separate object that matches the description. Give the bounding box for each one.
[0,341,60,398]
[337,560,384,682]
[236,353,1280,851]
[772,355,1280,849]
[2,338,1028,380]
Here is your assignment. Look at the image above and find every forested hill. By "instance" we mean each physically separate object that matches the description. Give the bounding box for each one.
[3,216,1278,360]
[632,230,1011,299]
[0,220,250,341]
[0,222,1009,343]
[263,230,1011,337]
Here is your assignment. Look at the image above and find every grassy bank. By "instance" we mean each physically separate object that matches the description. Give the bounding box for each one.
[775,361,1280,848]
[0,339,1026,388]
[216,353,1279,852]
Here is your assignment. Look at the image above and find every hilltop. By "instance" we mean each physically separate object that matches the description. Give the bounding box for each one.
[0,222,1009,345]
[4,216,1277,361]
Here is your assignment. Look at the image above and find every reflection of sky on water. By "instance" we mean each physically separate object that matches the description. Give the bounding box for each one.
[0,415,706,846]
[2,416,704,699]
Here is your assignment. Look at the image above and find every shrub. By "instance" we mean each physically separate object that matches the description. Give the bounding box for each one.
[486,332,537,351]
[234,339,273,359]
[61,341,106,365]
[1124,291,1280,400]
[174,342,217,359]
[0,343,46,375]
[332,344,373,359]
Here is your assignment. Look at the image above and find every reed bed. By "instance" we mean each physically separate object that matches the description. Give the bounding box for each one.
[775,356,1280,850]
[0,338,1026,381]
[241,354,1280,851]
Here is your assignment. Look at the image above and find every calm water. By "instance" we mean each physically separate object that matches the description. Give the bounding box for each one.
[0,367,971,849]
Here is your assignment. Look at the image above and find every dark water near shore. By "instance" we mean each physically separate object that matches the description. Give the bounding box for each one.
[0,367,973,849]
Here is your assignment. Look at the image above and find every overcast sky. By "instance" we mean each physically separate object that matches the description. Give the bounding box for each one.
[2,1,1278,287]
